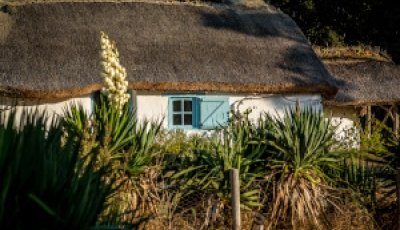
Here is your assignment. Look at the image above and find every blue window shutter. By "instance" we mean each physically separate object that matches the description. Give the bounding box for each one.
[199,96,230,129]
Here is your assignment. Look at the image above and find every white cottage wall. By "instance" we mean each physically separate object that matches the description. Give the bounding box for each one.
[135,92,169,128]
[0,95,93,126]
[134,91,323,130]
[229,94,322,121]
[325,105,360,147]
[0,92,357,144]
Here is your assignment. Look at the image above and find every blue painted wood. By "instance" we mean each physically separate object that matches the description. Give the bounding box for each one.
[168,96,197,130]
[199,96,229,129]
[167,95,229,130]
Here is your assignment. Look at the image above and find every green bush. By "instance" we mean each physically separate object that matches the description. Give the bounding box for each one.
[307,26,344,46]
[261,107,342,229]
[0,109,114,230]
[170,112,265,210]
[64,95,162,227]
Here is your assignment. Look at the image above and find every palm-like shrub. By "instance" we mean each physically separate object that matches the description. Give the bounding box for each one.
[64,95,162,226]
[0,109,114,230]
[171,113,265,210]
[332,120,393,212]
[262,108,340,229]
[336,140,387,210]
[64,96,161,178]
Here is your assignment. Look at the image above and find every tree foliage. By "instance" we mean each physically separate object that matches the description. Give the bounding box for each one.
[268,0,400,62]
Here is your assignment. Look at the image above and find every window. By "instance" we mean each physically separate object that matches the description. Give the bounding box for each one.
[170,98,195,128]
[168,96,229,130]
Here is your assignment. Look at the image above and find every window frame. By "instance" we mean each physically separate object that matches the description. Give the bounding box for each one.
[168,97,198,129]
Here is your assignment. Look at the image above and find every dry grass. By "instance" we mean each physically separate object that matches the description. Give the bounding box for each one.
[267,175,339,230]
[236,0,269,9]
[314,46,392,62]
[329,203,375,230]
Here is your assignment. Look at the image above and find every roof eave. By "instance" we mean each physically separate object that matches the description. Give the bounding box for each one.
[0,82,337,100]
[324,99,400,107]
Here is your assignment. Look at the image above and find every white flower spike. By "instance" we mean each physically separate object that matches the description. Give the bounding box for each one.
[99,31,130,112]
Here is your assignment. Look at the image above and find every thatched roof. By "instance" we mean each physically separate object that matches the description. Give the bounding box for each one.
[0,1,336,99]
[323,60,400,106]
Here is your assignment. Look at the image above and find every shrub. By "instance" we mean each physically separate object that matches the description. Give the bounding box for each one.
[0,109,114,230]
[262,107,342,229]
[170,113,265,211]
[64,95,162,226]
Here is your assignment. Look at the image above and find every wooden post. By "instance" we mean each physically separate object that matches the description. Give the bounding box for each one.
[252,212,266,230]
[367,105,372,138]
[394,106,400,230]
[231,169,241,230]
[394,106,399,138]
[396,168,400,230]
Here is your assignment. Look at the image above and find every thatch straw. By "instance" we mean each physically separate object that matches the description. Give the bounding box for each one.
[0,1,336,99]
[314,46,391,62]
[323,60,400,106]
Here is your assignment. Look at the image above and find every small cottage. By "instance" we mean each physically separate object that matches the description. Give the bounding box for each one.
[322,56,400,138]
[0,1,336,130]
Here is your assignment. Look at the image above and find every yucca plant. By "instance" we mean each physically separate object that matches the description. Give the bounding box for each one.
[334,121,391,210]
[171,112,265,211]
[64,94,163,226]
[0,109,114,230]
[262,107,341,229]
[64,30,163,225]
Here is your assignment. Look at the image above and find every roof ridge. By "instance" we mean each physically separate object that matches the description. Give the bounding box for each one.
[2,0,276,11]
[2,0,214,8]
[314,46,392,63]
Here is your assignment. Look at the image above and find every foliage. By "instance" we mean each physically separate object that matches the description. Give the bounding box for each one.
[64,95,162,226]
[170,112,265,210]
[325,116,399,230]
[65,95,162,176]
[262,107,341,229]
[0,109,114,230]
[337,119,393,209]
[269,0,400,62]
[307,26,344,47]
[157,130,207,157]
[63,31,162,227]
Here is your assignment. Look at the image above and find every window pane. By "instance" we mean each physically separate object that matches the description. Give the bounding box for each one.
[184,114,192,125]
[173,114,182,125]
[173,100,181,112]
[184,100,192,112]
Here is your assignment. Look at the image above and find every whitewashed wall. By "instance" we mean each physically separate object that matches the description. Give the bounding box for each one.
[134,91,323,130]
[0,92,359,144]
[325,105,360,148]
[229,94,322,121]
[0,95,93,126]
[134,91,169,128]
